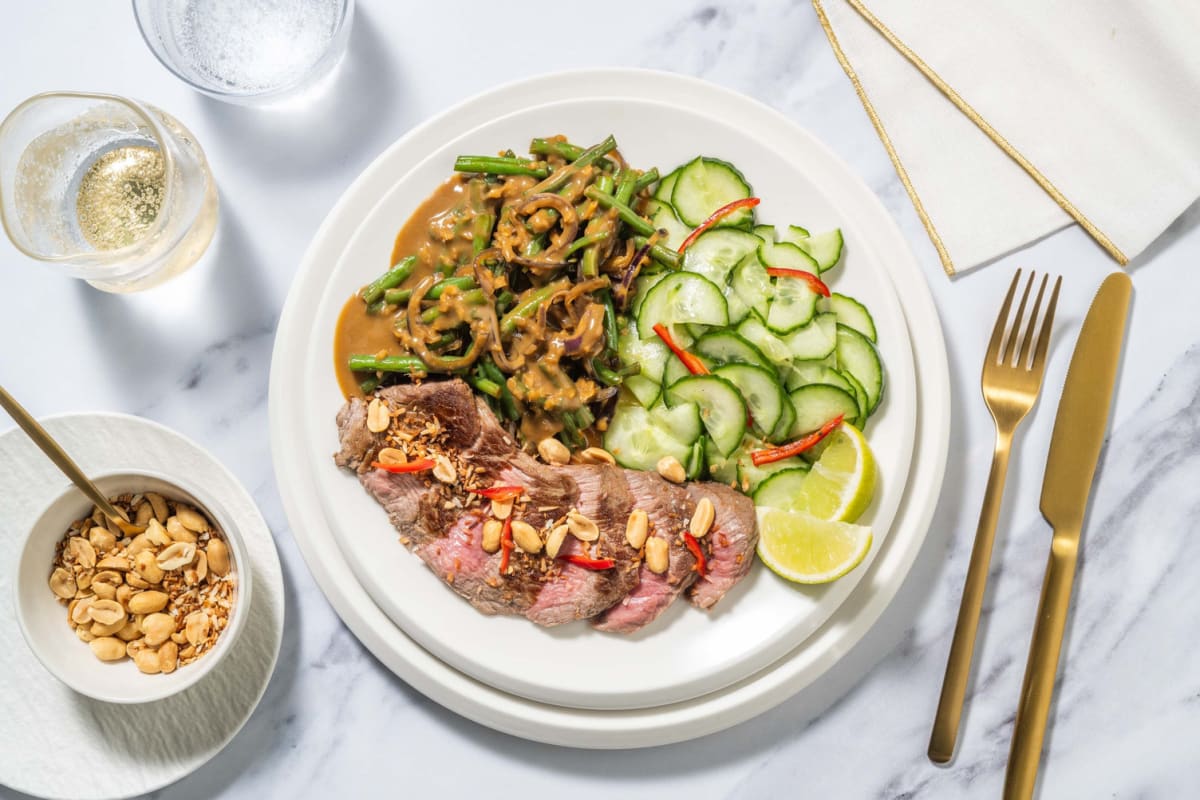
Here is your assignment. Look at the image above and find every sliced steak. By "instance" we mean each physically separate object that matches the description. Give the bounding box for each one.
[593,471,698,634]
[358,469,430,543]
[414,510,542,616]
[525,465,641,626]
[686,482,758,610]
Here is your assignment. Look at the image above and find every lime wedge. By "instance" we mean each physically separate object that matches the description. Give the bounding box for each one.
[756,508,872,584]
[790,422,877,522]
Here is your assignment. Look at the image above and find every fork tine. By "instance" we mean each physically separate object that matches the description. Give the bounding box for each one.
[1031,276,1062,373]
[1002,271,1036,366]
[1017,274,1049,369]
[987,269,1022,365]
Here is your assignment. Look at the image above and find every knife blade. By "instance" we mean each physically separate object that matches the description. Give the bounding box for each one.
[1004,272,1132,800]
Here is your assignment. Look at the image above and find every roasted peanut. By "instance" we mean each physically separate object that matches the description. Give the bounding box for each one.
[566,510,599,542]
[90,618,126,638]
[536,438,570,465]
[376,447,407,466]
[175,506,209,533]
[578,447,616,466]
[96,555,130,572]
[125,533,155,556]
[206,538,230,577]
[156,541,196,571]
[645,537,670,574]
[158,640,179,674]
[115,583,134,606]
[70,596,95,626]
[490,498,513,520]
[89,637,126,662]
[625,509,650,550]
[115,619,142,642]
[133,648,162,674]
[88,598,126,626]
[366,397,390,433]
[185,611,211,646]
[144,518,171,547]
[49,567,77,599]
[67,537,97,569]
[432,454,457,484]
[510,520,543,554]
[141,613,174,647]
[546,524,569,559]
[165,516,196,543]
[690,497,715,539]
[134,502,155,526]
[128,590,169,614]
[656,455,686,484]
[146,492,169,523]
[88,526,117,553]
[481,519,503,554]
[133,550,165,584]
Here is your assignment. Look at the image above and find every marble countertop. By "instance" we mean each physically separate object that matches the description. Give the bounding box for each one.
[3,2,1199,798]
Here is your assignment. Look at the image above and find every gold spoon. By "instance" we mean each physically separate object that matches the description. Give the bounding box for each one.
[0,385,145,536]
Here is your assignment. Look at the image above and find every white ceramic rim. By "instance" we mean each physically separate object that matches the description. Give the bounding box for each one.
[0,412,285,797]
[13,467,254,704]
[269,68,950,748]
[300,93,917,709]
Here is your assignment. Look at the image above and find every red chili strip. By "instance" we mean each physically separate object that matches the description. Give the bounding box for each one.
[652,322,709,375]
[765,267,831,298]
[678,197,762,253]
[370,458,436,474]
[559,554,616,570]
[750,414,844,466]
[498,517,514,574]
[470,485,525,501]
[683,532,707,577]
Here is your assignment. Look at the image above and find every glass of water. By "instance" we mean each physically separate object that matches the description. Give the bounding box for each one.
[0,92,218,292]
[132,0,355,106]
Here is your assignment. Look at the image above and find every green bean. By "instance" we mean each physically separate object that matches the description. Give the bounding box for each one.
[574,405,596,429]
[496,290,516,313]
[584,187,655,237]
[591,359,622,387]
[472,213,495,255]
[480,359,520,420]
[347,354,428,373]
[580,174,615,279]
[633,167,660,194]
[600,289,619,357]
[559,411,584,448]
[362,256,417,305]
[419,289,486,323]
[469,376,502,398]
[427,276,476,299]
[526,135,618,195]
[454,155,549,178]
[366,298,386,315]
[383,288,412,305]
[632,235,682,270]
[564,231,611,259]
[614,169,638,206]
[522,234,546,257]
[500,279,570,337]
[529,138,584,161]
[359,376,380,394]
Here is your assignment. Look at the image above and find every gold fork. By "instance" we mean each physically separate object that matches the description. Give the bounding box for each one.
[928,269,1062,764]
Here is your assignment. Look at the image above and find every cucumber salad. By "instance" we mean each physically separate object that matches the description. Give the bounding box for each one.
[604,156,883,578]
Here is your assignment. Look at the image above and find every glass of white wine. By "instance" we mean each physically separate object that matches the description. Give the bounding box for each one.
[0,92,217,292]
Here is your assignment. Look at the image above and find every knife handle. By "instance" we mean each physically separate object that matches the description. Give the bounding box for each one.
[1004,530,1080,800]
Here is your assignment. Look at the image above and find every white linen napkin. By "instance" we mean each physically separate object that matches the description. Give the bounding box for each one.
[813,0,1200,275]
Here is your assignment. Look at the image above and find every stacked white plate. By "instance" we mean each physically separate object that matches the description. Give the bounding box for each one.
[269,69,950,747]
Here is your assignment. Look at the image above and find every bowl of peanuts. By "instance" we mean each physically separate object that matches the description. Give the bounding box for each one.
[14,470,251,703]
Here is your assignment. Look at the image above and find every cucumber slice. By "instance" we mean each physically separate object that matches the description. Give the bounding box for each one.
[836,324,884,413]
[681,228,761,288]
[631,271,668,318]
[713,363,787,437]
[830,292,877,342]
[839,369,871,421]
[765,273,819,334]
[644,199,691,250]
[730,253,772,321]
[742,460,810,494]
[785,362,854,395]
[623,375,661,408]
[736,313,792,365]
[752,467,812,510]
[686,439,706,480]
[794,229,844,273]
[652,399,704,443]
[777,224,811,246]
[694,330,773,371]
[671,157,754,228]
[758,240,819,274]
[789,384,860,437]
[604,402,696,471]
[784,312,838,361]
[618,317,669,383]
[769,394,795,444]
[653,166,681,202]
[637,272,728,336]
[705,437,740,485]
[667,374,748,457]
[662,354,694,390]
[752,224,777,242]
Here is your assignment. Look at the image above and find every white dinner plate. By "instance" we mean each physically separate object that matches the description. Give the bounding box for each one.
[270,68,950,746]
[301,96,915,710]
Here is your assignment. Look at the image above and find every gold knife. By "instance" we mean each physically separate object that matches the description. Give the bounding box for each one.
[1003,272,1133,799]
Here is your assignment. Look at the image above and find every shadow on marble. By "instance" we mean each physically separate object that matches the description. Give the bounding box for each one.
[1127,195,1200,273]
[195,9,407,181]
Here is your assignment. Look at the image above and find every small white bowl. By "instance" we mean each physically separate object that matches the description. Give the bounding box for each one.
[13,470,253,704]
